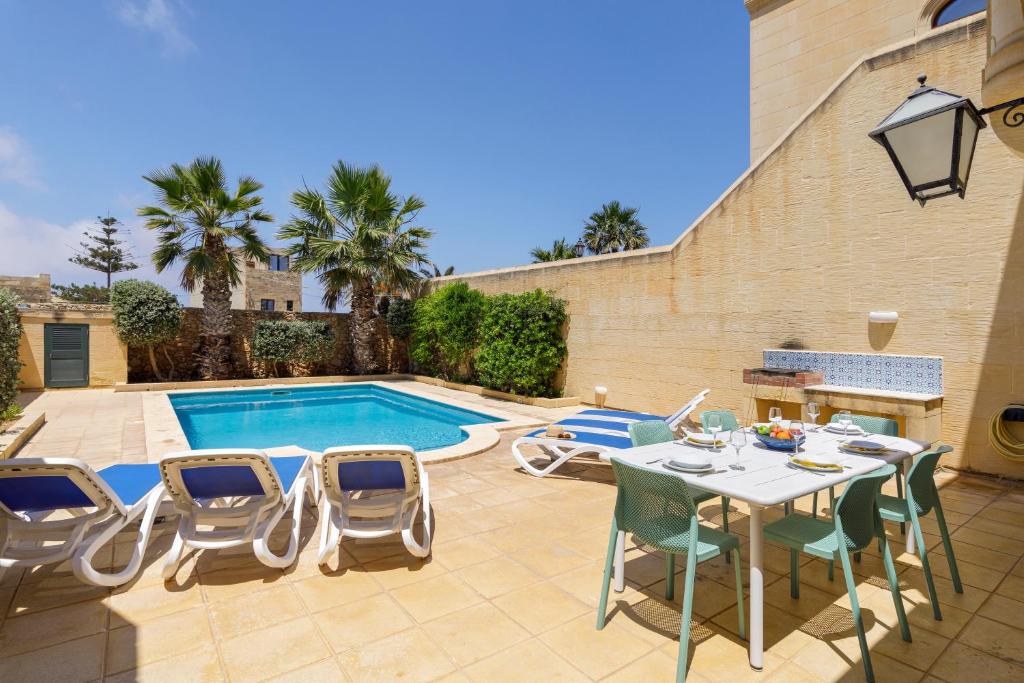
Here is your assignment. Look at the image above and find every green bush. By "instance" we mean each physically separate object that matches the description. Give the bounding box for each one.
[110,280,183,381]
[476,289,568,397]
[252,320,334,376]
[385,298,415,341]
[410,282,486,380]
[0,288,23,414]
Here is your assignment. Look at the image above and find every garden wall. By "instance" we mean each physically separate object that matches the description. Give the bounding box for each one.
[443,20,1024,479]
[128,308,397,382]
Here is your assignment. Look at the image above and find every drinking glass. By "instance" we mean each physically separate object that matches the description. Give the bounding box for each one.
[706,413,723,450]
[768,406,782,425]
[789,420,804,457]
[729,427,747,470]
[807,402,820,430]
[837,410,853,437]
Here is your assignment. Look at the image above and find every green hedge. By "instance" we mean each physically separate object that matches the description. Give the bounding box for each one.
[385,298,415,340]
[410,282,487,380]
[252,320,334,376]
[476,289,567,398]
[110,280,183,381]
[409,283,569,397]
[0,288,23,415]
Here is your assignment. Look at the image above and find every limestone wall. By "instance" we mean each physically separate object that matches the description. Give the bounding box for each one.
[445,20,1024,478]
[746,0,964,160]
[127,308,395,382]
[0,274,51,303]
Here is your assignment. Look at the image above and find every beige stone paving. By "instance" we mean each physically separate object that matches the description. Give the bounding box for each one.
[2,389,1024,682]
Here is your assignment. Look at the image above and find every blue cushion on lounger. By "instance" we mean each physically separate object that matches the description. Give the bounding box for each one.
[180,457,306,499]
[0,475,95,512]
[526,429,633,450]
[97,464,162,506]
[578,409,666,421]
[337,461,406,491]
[555,418,633,433]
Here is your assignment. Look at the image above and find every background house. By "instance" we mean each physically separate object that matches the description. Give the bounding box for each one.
[186,248,302,313]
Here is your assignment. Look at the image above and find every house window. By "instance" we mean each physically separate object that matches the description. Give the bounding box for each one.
[269,254,290,271]
[933,0,984,27]
[260,299,275,311]
[286,300,294,311]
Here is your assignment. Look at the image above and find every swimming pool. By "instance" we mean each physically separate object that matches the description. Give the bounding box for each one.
[169,384,504,452]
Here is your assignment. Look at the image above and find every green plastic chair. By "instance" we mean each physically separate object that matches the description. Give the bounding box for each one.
[764,464,911,683]
[814,414,903,529]
[699,410,740,433]
[878,445,963,620]
[597,458,744,683]
[628,421,731,539]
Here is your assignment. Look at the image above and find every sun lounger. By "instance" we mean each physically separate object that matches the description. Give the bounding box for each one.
[511,390,709,477]
[158,449,318,577]
[0,458,167,586]
[317,445,431,564]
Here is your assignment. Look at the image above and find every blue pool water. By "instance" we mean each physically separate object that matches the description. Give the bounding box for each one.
[170,384,503,452]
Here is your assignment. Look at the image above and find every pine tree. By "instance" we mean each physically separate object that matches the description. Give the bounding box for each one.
[68,216,139,289]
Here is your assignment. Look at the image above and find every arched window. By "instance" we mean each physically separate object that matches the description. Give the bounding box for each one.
[933,0,986,27]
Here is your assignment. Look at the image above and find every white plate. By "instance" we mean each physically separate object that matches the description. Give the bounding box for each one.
[678,437,725,449]
[788,457,843,473]
[824,423,865,435]
[664,460,714,474]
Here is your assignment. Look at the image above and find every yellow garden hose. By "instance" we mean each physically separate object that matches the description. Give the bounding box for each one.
[988,405,1024,463]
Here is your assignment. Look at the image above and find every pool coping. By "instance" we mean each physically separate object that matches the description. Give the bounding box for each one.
[142,379,550,464]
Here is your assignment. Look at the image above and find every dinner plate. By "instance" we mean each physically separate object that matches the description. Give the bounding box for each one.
[788,457,843,473]
[679,436,725,449]
[664,460,714,474]
[824,423,865,435]
[841,439,886,452]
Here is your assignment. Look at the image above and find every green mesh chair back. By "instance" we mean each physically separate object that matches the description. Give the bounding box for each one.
[609,458,697,553]
[833,464,896,551]
[829,413,898,436]
[904,445,953,516]
[628,420,674,447]
[700,410,739,432]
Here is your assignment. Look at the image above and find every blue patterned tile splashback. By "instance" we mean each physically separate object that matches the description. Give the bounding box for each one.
[763,350,942,395]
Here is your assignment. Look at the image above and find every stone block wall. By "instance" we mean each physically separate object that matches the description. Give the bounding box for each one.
[0,274,51,303]
[444,21,1024,478]
[128,308,395,382]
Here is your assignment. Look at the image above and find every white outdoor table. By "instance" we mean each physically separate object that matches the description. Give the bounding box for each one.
[601,428,928,671]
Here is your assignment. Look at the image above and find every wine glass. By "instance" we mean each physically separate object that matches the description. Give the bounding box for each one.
[705,413,723,450]
[837,410,853,437]
[768,406,782,426]
[807,402,820,431]
[729,427,746,470]
[789,420,804,458]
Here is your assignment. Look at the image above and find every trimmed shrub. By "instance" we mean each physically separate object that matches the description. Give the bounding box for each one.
[110,280,183,381]
[252,320,334,376]
[0,288,23,414]
[410,282,486,380]
[385,298,415,341]
[476,289,568,397]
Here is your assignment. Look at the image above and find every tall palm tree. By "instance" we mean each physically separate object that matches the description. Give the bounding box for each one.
[139,156,272,380]
[278,161,432,374]
[582,201,649,254]
[530,238,580,263]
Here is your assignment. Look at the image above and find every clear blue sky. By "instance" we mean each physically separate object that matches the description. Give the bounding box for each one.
[0,0,750,309]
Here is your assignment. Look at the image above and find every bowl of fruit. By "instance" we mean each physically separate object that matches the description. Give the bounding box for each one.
[752,423,806,451]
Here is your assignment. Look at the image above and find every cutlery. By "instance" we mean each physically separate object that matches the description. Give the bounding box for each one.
[696,469,727,477]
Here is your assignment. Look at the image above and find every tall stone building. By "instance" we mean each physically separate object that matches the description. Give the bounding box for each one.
[187,249,303,313]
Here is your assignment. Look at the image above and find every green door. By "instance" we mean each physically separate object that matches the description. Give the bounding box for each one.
[44,324,89,388]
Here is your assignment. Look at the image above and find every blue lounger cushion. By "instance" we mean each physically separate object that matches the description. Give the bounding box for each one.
[525,428,633,450]
[0,463,161,513]
[337,461,406,491]
[578,408,666,422]
[181,456,307,499]
[553,418,634,433]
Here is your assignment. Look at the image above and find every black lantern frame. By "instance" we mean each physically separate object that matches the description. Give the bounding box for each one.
[868,76,987,206]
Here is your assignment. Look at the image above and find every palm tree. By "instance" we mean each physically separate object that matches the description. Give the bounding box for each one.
[139,156,272,380]
[530,238,580,263]
[582,201,649,254]
[278,161,432,374]
[422,264,455,277]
